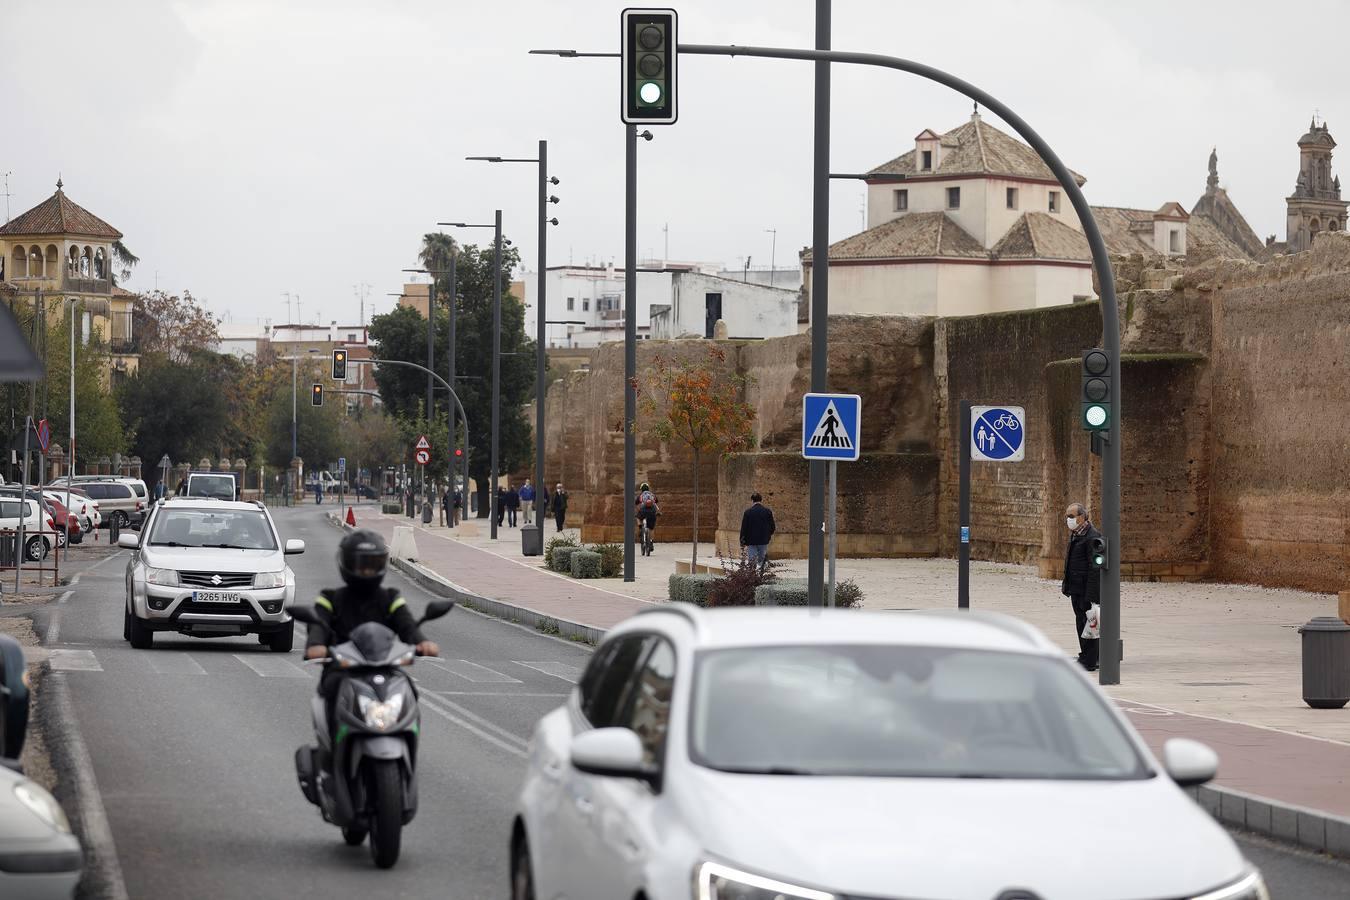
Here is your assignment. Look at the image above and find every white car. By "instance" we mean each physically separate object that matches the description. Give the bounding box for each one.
[43,489,99,534]
[513,606,1267,900]
[0,496,53,562]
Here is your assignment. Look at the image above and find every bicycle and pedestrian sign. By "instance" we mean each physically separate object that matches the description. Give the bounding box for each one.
[970,405,1025,462]
[801,393,861,461]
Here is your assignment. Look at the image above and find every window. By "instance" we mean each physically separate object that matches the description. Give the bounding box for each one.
[580,635,652,727]
[1006,187,1019,210]
[148,508,277,550]
[921,150,933,171]
[617,639,676,765]
[348,333,357,343]
[946,187,961,210]
[83,484,107,500]
[0,500,20,520]
[583,299,590,312]
[893,189,908,211]
[1168,229,1180,253]
[1048,191,1060,213]
[566,297,575,311]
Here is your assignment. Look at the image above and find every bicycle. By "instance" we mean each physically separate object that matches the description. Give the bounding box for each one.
[641,520,654,557]
[993,413,1020,430]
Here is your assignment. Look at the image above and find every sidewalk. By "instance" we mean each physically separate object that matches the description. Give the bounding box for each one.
[349,508,1350,856]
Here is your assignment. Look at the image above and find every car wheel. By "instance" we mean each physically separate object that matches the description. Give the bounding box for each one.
[128,610,154,649]
[123,604,131,641]
[266,620,294,653]
[511,833,536,900]
[111,511,128,530]
[24,536,45,562]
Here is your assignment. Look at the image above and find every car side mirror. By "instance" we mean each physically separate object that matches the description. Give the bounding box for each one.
[288,605,322,627]
[0,634,31,760]
[419,600,456,624]
[1163,737,1218,787]
[569,728,657,784]
[117,532,140,550]
[284,539,306,555]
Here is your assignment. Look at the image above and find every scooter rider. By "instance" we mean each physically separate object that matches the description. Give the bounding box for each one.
[305,530,440,733]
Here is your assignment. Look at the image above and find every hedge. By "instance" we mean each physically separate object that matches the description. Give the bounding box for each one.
[592,543,624,578]
[551,545,582,574]
[381,502,403,515]
[544,535,578,568]
[754,578,863,608]
[668,573,717,606]
[571,550,603,579]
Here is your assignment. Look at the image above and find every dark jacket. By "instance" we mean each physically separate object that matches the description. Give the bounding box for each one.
[740,502,776,546]
[1062,524,1102,604]
[506,489,520,510]
[305,585,426,649]
[441,491,452,512]
[551,490,568,514]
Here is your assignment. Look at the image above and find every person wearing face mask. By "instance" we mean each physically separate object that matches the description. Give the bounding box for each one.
[1061,502,1101,671]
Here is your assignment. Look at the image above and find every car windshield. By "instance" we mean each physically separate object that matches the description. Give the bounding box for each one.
[148,508,276,550]
[188,475,236,500]
[690,644,1148,780]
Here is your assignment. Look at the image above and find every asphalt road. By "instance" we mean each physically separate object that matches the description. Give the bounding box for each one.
[41,504,592,900]
[35,504,1350,899]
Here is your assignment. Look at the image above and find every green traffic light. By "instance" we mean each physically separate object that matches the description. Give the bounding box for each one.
[638,81,663,104]
[1084,404,1108,429]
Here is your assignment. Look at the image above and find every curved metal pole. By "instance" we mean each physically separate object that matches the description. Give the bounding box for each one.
[679,43,1122,683]
[357,358,470,493]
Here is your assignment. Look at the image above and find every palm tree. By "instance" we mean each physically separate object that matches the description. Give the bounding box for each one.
[418,233,458,308]
[111,240,140,286]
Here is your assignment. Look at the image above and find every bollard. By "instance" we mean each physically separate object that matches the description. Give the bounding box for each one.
[109,514,121,546]
[0,532,15,568]
[1299,616,1350,709]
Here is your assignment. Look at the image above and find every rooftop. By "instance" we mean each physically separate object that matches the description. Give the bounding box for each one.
[806,211,986,262]
[869,113,1087,186]
[0,180,122,240]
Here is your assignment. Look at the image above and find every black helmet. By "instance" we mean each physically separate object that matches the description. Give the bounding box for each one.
[639,482,650,492]
[338,529,389,588]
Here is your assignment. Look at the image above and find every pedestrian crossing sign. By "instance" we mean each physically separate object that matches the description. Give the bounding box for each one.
[801,393,861,461]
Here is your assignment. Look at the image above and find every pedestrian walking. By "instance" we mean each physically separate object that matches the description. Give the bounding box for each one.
[496,485,507,527]
[506,483,520,528]
[452,487,462,526]
[519,479,536,526]
[314,482,323,505]
[440,488,451,527]
[739,492,776,569]
[551,483,568,533]
[1061,502,1102,671]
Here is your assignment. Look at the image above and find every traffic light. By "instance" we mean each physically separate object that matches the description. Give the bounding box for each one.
[621,8,677,125]
[311,383,323,407]
[453,448,463,458]
[1090,535,1109,571]
[1081,348,1111,431]
[332,348,348,381]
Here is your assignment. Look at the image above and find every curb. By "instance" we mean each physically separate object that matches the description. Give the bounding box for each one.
[329,512,1350,862]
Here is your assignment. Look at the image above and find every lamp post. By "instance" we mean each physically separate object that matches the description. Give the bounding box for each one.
[291,348,319,498]
[403,261,459,527]
[467,144,560,552]
[439,215,505,538]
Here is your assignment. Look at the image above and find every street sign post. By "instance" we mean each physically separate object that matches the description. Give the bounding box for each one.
[959,403,1027,609]
[801,393,862,606]
[414,449,430,466]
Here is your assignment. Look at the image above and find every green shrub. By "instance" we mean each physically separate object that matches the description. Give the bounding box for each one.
[571,550,602,579]
[544,534,578,568]
[834,578,864,609]
[753,578,862,608]
[668,573,717,606]
[706,557,782,607]
[381,502,403,515]
[551,545,582,574]
[592,543,624,578]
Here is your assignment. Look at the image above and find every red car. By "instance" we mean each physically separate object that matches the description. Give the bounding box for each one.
[43,496,82,546]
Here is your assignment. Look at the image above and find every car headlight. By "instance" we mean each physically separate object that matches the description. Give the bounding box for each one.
[253,571,286,589]
[13,782,72,834]
[144,566,178,586]
[1191,869,1269,900]
[695,862,836,900]
[357,694,405,732]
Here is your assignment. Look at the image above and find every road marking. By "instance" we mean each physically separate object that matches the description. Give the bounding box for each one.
[49,649,102,672]
[436,691,568,697]
[232,654,308,678]
[424,693,529,749]
[419,694,528,759]
[424,659,522,683]
[512,660,583,683]
[145,653,209,676]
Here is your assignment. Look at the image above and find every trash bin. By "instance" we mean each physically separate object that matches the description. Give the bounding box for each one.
[109,514,121,545]
[0,532,15,568]
[521,525,542,557]
[1299,616,1350,709]
[421,501,433,525]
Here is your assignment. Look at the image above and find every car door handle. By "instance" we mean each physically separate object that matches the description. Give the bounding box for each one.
[574,796,595,818]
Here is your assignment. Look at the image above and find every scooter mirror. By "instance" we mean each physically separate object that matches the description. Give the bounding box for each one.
[420,600,456,624]
[288,605,323,627]
[0,634,30,760]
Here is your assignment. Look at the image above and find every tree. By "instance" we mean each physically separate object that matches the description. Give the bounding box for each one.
[111,240,139,286]
[341,408,405,486]
[119,352,231,468]
[262,361,342,470]
[42,309,125,462]
[419,232,457,298]
[131,290,220,363]
[368,239,536,516]
[637,346,756,568]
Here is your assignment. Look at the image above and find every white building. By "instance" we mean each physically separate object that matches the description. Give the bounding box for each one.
[651,271,799,340]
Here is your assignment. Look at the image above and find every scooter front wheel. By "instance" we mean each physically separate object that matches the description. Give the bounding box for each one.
[342,824,368,846]
[367,759,403,868]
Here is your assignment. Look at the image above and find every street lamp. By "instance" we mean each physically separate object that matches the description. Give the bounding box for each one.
[291,348,319,502]
[404,262,459,528]
[466,145,561,552]
[439,215,504,539]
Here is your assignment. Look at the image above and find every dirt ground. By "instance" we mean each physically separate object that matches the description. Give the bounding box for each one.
[1,593,60,792]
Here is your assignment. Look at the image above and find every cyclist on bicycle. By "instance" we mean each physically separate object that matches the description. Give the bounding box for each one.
[635,482,659,551]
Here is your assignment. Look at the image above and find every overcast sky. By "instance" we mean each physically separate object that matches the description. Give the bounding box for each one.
[3,0,1344,326]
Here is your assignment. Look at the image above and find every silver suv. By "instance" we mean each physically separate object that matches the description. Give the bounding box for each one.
[119,497,305,651]
[51,477,146,529]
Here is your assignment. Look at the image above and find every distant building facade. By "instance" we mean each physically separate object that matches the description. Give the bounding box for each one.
[1284,119,1347,254]
[651,271,798,340]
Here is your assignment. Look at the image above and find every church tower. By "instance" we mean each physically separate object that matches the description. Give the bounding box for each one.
[1286,118,1348,253]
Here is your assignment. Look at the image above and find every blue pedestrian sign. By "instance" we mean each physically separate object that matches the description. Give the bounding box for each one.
[802,393,861,461]
[971,405,1025,462]
[338,457,347,473]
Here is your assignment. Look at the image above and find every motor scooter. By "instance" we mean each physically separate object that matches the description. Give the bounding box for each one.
[289,600,454,868]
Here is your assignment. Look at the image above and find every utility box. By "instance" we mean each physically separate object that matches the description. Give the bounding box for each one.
[1299,616,1350,709]
[521,525,542,557]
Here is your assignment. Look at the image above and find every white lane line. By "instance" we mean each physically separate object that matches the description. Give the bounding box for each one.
[58,590,71,604]
[49,649,102,672]
[232,654,308,678]
[423,659,522,683]
[145,653,209,676]
[424,693,530,749]
[436,691,569,698]
[512,660,582,684]
[419,694,528,760]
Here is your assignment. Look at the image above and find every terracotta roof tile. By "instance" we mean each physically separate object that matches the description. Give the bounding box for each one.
[869,114,1087,186]
[805,212,986,262]
[992,213,1090,261]
[0,188,122,239]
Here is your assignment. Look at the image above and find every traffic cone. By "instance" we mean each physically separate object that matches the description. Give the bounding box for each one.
[345,506,356,527]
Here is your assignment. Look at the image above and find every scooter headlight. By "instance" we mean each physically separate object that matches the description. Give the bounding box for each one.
[357,693,405,731]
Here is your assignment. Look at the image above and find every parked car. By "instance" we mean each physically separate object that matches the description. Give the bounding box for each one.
[50,478,144,529]
[0,496,54,561]
[0,634,82,898]
[45,488,99,534]
[512,606,1268,900]
[119,497,305,651]
[41,496,80,546]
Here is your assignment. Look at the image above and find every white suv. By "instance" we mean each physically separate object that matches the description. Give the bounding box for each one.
[512,607,1267,900]
[119,497,304,651]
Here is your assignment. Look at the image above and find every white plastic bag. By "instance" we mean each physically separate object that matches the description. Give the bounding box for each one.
[1081,603,1101,640]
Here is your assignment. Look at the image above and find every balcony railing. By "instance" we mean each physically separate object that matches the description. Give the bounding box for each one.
[64,274,112,295]
[109,310,135,354]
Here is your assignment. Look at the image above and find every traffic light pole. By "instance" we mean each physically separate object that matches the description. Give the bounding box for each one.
[623,124,637,582]
[447,250,458,527]
[806,0,830,607]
